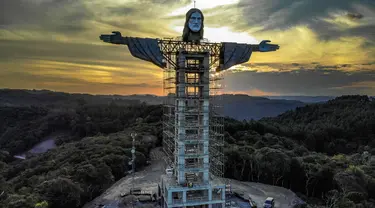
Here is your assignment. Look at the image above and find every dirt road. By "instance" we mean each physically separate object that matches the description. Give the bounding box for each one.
[228,179,305,208]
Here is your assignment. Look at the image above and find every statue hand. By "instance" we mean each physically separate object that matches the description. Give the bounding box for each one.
[99,31,124,44]
[259,40,280,52]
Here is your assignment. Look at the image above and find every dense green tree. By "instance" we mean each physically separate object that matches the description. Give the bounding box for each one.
[37,177,83,208]
[1,93,375,207]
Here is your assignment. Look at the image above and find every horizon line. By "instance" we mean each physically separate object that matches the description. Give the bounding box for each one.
[1,88,372,98]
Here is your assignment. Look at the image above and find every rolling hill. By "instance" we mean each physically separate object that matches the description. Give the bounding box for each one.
[0,89,305,120]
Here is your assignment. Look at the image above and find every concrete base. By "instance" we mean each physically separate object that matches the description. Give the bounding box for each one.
[160,175,226,208]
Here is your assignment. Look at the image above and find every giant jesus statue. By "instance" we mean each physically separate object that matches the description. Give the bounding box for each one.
[99,8,280,208]
[99,8,279,71]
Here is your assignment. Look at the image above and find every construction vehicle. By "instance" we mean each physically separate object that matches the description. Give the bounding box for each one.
[263,197,275,208]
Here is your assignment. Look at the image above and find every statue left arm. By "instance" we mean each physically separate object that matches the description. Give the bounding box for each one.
[250,40,280,52]
[100,31,128,45]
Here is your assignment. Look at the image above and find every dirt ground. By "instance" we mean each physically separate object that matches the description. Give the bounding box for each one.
[228,179,305,208]
[82,147,304,208]
[82,147,165,208]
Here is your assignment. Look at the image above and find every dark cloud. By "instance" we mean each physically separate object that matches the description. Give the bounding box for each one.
[144,0,190,5]
[3,0,373,42]
[315,24,375,45]
[315,65,339,69]
[348,24,375,37]
[238,0,374,28]
[239,63,375,73]
[201,0,375,42]
[0,0,189,38]
[347,12,364,19]
[107,7,137,16]
[224,68,375,96]
[1,0,91,28]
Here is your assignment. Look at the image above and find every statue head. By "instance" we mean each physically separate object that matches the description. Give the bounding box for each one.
[188,11,202,32]
[183,8,204,42]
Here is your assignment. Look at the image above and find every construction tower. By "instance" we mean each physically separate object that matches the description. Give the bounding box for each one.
[161,42,225,208]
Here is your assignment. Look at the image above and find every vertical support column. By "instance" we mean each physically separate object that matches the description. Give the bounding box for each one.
[202,53,210,183]
[183,191,187,203]
[208,187,212,200]
[167,189,173,205]
[177,52,186,185]
[222,187,225,200]
[202,99,210,182]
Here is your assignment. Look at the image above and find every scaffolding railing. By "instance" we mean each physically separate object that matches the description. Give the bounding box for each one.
[209,65,225,179]
[172,198,183,204]
[171,195,224,205]
[163,55,177,168]
[185,162,207,169]
[186,195,209,203]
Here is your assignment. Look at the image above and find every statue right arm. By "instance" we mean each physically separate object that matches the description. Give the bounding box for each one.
[99,31,128,45]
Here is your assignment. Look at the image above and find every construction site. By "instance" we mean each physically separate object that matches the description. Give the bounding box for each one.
[93,6,306,208]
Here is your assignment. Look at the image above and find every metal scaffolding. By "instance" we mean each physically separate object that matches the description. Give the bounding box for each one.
[162,58,177,168]
[209,71,224,179]
[161,39,226,208]
[162,40,224,179]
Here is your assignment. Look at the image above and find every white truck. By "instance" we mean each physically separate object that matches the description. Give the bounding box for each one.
[263,197,275,208]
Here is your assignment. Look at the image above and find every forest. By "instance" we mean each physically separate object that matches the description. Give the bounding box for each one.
[0,94,375,208]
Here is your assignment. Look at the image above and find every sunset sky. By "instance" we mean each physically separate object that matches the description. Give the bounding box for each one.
[1,0,375,96]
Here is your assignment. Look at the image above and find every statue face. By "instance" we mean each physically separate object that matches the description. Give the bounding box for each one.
[188,12,202,32]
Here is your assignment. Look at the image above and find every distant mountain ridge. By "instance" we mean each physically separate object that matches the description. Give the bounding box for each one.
[0,89,309,120]
[265,96,336,103]
[217,94,305,120]
[0,88,142,107]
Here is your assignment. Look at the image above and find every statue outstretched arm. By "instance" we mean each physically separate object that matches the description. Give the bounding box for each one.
[251,40,280,52]
[219,40,280,71]
[99,31,165,68]
[99,31,128,45]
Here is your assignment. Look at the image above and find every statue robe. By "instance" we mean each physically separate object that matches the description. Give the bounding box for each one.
[125,37,165,68]
[124,37,253,71]
[219,42,253,71]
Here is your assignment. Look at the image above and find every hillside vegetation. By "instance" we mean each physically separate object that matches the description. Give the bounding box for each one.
[0,101,162,208]
[224,95,375,207]
[0,92,374,208]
